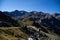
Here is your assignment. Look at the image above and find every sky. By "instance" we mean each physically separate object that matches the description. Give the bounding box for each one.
[0,0,60,13]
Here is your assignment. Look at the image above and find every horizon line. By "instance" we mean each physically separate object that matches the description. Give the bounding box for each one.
[0,10,60,14]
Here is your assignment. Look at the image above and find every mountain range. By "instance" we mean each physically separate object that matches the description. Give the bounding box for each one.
[0,10,60,40]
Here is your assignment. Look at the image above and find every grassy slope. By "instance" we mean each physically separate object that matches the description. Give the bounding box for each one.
[0,27,27,40]
[0,27,60,40]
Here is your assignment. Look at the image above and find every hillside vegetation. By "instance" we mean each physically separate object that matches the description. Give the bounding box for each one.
[0,27,27,40]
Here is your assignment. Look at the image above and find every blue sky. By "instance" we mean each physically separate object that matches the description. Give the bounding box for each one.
[0,0,60,13]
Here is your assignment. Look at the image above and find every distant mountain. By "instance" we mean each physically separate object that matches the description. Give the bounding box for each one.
[3,10,60,20]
